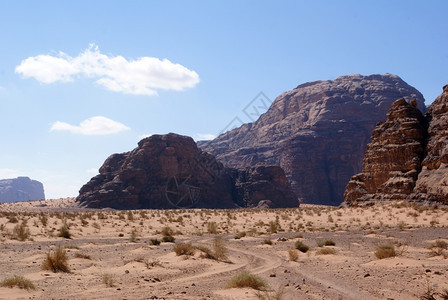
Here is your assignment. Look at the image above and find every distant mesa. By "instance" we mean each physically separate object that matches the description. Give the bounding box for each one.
[0,176,45,203]
[199,74,425,205]
[344,84,448,205]
[76,133,298,209]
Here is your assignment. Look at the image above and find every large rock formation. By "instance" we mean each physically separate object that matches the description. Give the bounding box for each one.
[0,177,45,203]
[199,74,425,205]
[76,133,298,209]
[344,85,448,205]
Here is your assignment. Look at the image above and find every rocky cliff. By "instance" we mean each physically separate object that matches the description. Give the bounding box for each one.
[0,177,45,203]
[199,74,425,205]
[344,85,448,205]
[76,133,298,209]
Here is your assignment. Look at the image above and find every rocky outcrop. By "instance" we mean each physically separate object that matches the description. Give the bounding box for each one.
[344,85,448,205]
[344,99,427,204]
[0,177,45,203]
[76,133,298,209]
[412,85,448,203]
[199,74,425,205]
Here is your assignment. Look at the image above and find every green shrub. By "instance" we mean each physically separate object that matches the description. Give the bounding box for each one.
[374,244,396,259]
[225,271,267,290]
[295,241,310,253]
[0,275,36,290]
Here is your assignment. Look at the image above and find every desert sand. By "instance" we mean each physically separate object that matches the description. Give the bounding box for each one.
[0,198,447,299]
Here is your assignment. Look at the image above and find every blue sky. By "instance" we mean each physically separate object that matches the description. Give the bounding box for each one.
[0,1,447,199]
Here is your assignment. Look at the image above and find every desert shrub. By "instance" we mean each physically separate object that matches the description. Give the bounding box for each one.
[58,224,71,239]
[41,246,70,273]
[261,239,273,245]
[39,214,48,227]
[316,248,336,255]
[317,240,336,247]
[161,226,174,237]
[103,274,114,287]
[64,245,79,249]
[13,222,30,241]
[374,244,396,259]
[268,221,278,234]
[74,253,91,260]
[213,236,228,261]
[428,240,448,257]
[234,231,246,239]
[150,238,161,246]
[194,245,215,259]
[0,275,36,290]
[225,271,267,290]
[288,249,298,261]
[162,235,175,243]
[129,229,137,242]
[207,222,219,234]
[118,233,124,237]
[295,241,310,253]
[173,242,196,256]
[7,214,19,223]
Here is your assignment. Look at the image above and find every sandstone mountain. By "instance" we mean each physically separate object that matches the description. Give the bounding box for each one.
[76,133,297,209]
[344,84,448,205]
[0,177,45,203]
[199,74,425,205]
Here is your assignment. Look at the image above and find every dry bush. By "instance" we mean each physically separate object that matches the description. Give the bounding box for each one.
[295,241,310,253]
[225,271,267,290]
[428,240,448,257]
[317,240,335,247]
[212,236,228,261]
[288,249,298,261]
[74,252,91,260]
[262,239,273,245]
[41,245,70,273]
[374,244,396,259]
[0,275,36,290]
[12,222,30,241]
[316,248,336,255]
[173,242,196,256]
[207,222,219,234]
[58,224,71,239]
[161,226,174,237]
[103,274,114,287]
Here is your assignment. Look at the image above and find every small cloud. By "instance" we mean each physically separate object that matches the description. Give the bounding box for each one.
[15,44,200,96]
[0,168,21,179]
[86,168,99,175]
[195,133,216,141]
[0,86,4,91]
[50,116,130,135]
[138,133,153,140]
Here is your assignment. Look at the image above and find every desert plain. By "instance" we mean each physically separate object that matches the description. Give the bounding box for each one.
[0,198,447,300]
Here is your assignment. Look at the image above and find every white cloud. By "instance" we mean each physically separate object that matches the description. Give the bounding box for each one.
[195,133,216,141]
[50,116,130,135]
[86,168,99,175]
[15,44,200,96]
[0,169,21,179]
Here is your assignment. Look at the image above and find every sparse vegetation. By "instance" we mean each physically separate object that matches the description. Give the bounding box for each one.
[295,241,310,253]
[317,239,335,247]
[316,248,336,255]
[173,242,196,256]
[262,239,273,245]
[374,244,396,259]
[102,274,114,287]
[41,245,70,273]
[428,240,448,257]
[288,249,298,261]
[12,222,30,241]
[224,271,267,290]
[0,275,36,290]
[58,223,71,239]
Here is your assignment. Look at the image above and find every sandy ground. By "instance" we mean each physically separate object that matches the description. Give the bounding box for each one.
[0,198,447,299]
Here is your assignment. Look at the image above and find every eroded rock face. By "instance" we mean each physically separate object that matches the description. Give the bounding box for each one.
[412,85,448,204]
[199,74,425,205]
[76,133,298,209]
[344,99,427,204]
[345,85,448,205]
[0,177,45,203]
